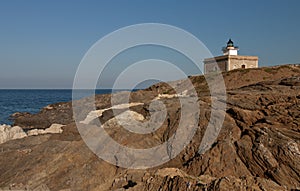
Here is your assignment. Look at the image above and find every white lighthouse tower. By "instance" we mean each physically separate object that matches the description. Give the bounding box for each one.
[222,39,239,56]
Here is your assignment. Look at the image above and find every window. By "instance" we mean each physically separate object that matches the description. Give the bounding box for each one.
[241,65,246,69]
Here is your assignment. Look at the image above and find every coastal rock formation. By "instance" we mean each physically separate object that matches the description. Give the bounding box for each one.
[1,64,300,190]
[0,125,27,144]
[27,123,64,136]
[0,123,64,145]
[80,102,144,125]
[11,102,73,130]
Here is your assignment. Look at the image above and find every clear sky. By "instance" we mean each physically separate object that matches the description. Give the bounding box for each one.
[0,0,299,89]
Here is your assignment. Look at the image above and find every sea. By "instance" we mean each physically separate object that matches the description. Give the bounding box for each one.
[0,89,128,125]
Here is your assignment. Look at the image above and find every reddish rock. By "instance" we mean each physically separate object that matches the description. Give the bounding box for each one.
[1,65,300,190]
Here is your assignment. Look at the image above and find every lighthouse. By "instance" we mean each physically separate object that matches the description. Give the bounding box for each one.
[204,39,258,73]
[222,39,239,56]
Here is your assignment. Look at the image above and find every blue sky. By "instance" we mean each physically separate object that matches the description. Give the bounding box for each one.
[0,0,299,89]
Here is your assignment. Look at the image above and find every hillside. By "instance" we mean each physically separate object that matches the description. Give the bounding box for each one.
[1,64,300,190]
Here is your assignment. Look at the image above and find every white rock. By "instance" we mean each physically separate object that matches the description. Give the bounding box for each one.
[102,110,154,134]
[0,125,6,132]
[80,102,144,125]
[44,105,53,110]
[155,91,190,100]
[0,123,65,144]
[0,131,9,144]
[27,124,64,136]
[80,110,105,125]
[44,123,64,134]
[10,126,27,140]
[116,110,145,122]
[0,125,27,144]
[27,129,42,136]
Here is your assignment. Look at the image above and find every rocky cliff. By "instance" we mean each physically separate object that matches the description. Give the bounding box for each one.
[1,64,300,191]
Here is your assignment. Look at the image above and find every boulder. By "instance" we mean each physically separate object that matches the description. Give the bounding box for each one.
[0,125,27,144]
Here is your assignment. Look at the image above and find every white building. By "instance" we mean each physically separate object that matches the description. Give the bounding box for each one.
[204,39,258,73]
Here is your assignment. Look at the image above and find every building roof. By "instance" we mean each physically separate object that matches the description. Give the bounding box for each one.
[204,55,259,64]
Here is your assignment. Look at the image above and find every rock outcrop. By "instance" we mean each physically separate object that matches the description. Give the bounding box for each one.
[0,125,27,144]
[1,64,300,190]
[0,123,64,145]
[27,123,64,136]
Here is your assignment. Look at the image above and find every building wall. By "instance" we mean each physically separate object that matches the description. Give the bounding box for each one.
[228,57,258,70]
[204,60,227,73]
[204,55,258,73]
[224,49,238,56]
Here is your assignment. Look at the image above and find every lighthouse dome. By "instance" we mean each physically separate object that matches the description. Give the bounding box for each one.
[227,39,234,47]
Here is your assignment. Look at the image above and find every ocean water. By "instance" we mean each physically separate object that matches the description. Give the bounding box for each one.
[0,89,122,125]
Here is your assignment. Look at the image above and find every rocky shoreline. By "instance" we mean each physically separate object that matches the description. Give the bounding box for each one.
[0,123,64,144]
[1,64,300,190]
